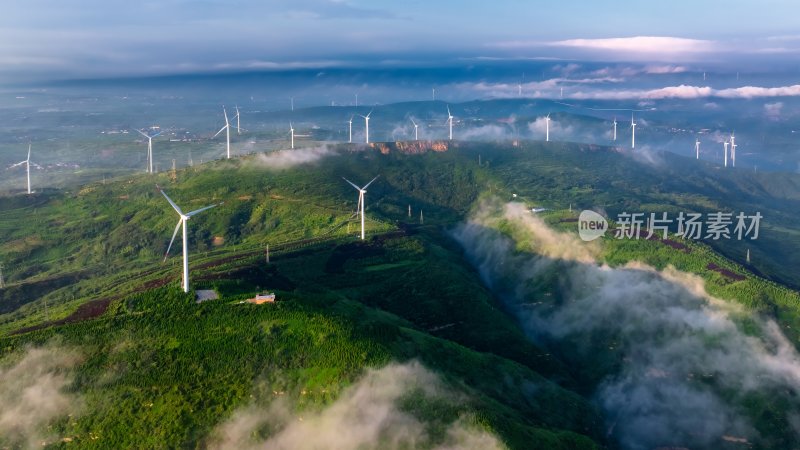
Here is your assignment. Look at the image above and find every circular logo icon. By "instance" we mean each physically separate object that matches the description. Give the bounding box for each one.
[578,210,608,242]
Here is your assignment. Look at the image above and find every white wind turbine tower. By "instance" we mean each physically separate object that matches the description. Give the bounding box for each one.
[695,138,701,159]
[290,122,295,149]
[359,110,373,144]
[446,106,454,140]
[724,141,729,167]
[410,118,419,141]
[213,106,234,159]
[234,106,241,135]
[348,116,353,143]
[343,176,379,240]
[545,114,551,142]
[613,117,617,141]
[730,132,737,167]
[160,187,222,293]
[9,144,37,194]
[136,129,163,173]
[630,114,637,149]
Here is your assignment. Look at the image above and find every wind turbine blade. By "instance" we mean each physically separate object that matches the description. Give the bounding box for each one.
[27,144,31,162]
[9,161,26,168]
[159,188,184,215]
[362,175,380,190]
[164,219,183,262]
[410,118,416,126]
[186,203,221,217]
[356,192,362,215]
[136,129,150,138]
[213,126,227,138]
[150,131,163,138]
[342,177,361,191]
[366,110,373,118]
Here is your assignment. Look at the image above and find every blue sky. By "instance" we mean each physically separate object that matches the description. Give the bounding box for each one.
[2,0,799,82]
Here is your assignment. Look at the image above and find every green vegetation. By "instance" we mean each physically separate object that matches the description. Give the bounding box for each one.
[2,140,800,448]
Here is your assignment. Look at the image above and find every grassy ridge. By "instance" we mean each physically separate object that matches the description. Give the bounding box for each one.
[2,140,800,448]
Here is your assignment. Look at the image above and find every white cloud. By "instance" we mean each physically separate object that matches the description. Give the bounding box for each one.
[251,145,339,169]
[643,64,689,74]
[567,84,800,100]
[528,116,574,141]
[454,77,623,99]
[764,102,784,120]
[548,36,717,54]
[209,361,505,450]
[0,344,83,448]
[452,200,800,450]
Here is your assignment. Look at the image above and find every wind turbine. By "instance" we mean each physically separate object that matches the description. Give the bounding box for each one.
[724,141,729,167]
[159,187,222,293]
[613,117,617,141]
[342,176,379,240]
[630,114,637,149]
[234,106,241,135]
[410,118,419,141]
[695,138,700,159]
[9,144,37,194]
[545,114,551,142]
[730,132,737,167]
[136,129,163,173]
[359,110,373,144]
[290,122,295,149]
[446,106,454,140]
[348,116,353,143]
[213,106,233,159]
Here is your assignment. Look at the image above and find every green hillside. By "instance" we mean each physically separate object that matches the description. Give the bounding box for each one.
[2,140,800,449]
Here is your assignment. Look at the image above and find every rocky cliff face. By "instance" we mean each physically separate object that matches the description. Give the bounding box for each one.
[369,140,452,155]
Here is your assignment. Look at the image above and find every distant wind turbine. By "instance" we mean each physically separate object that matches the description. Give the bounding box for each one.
[518,82,522,97]
[613,117,617,141]
[359,110,373,144]
[159,187,222,293]
[446,106,454,140]
[234,106,241,135]
[410,118,419,141]
[432,88,436,101]
[213,106,234,159]
[290,122,295,149]
[9,144,38,194]
[136,129,163,173]
[730,132,737,167]
[343,176,379,240]
[545,114,551,142]
[724,141,729,167]
[695,138,700,159]
[630,114,637,149]
[348,116,353,143]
